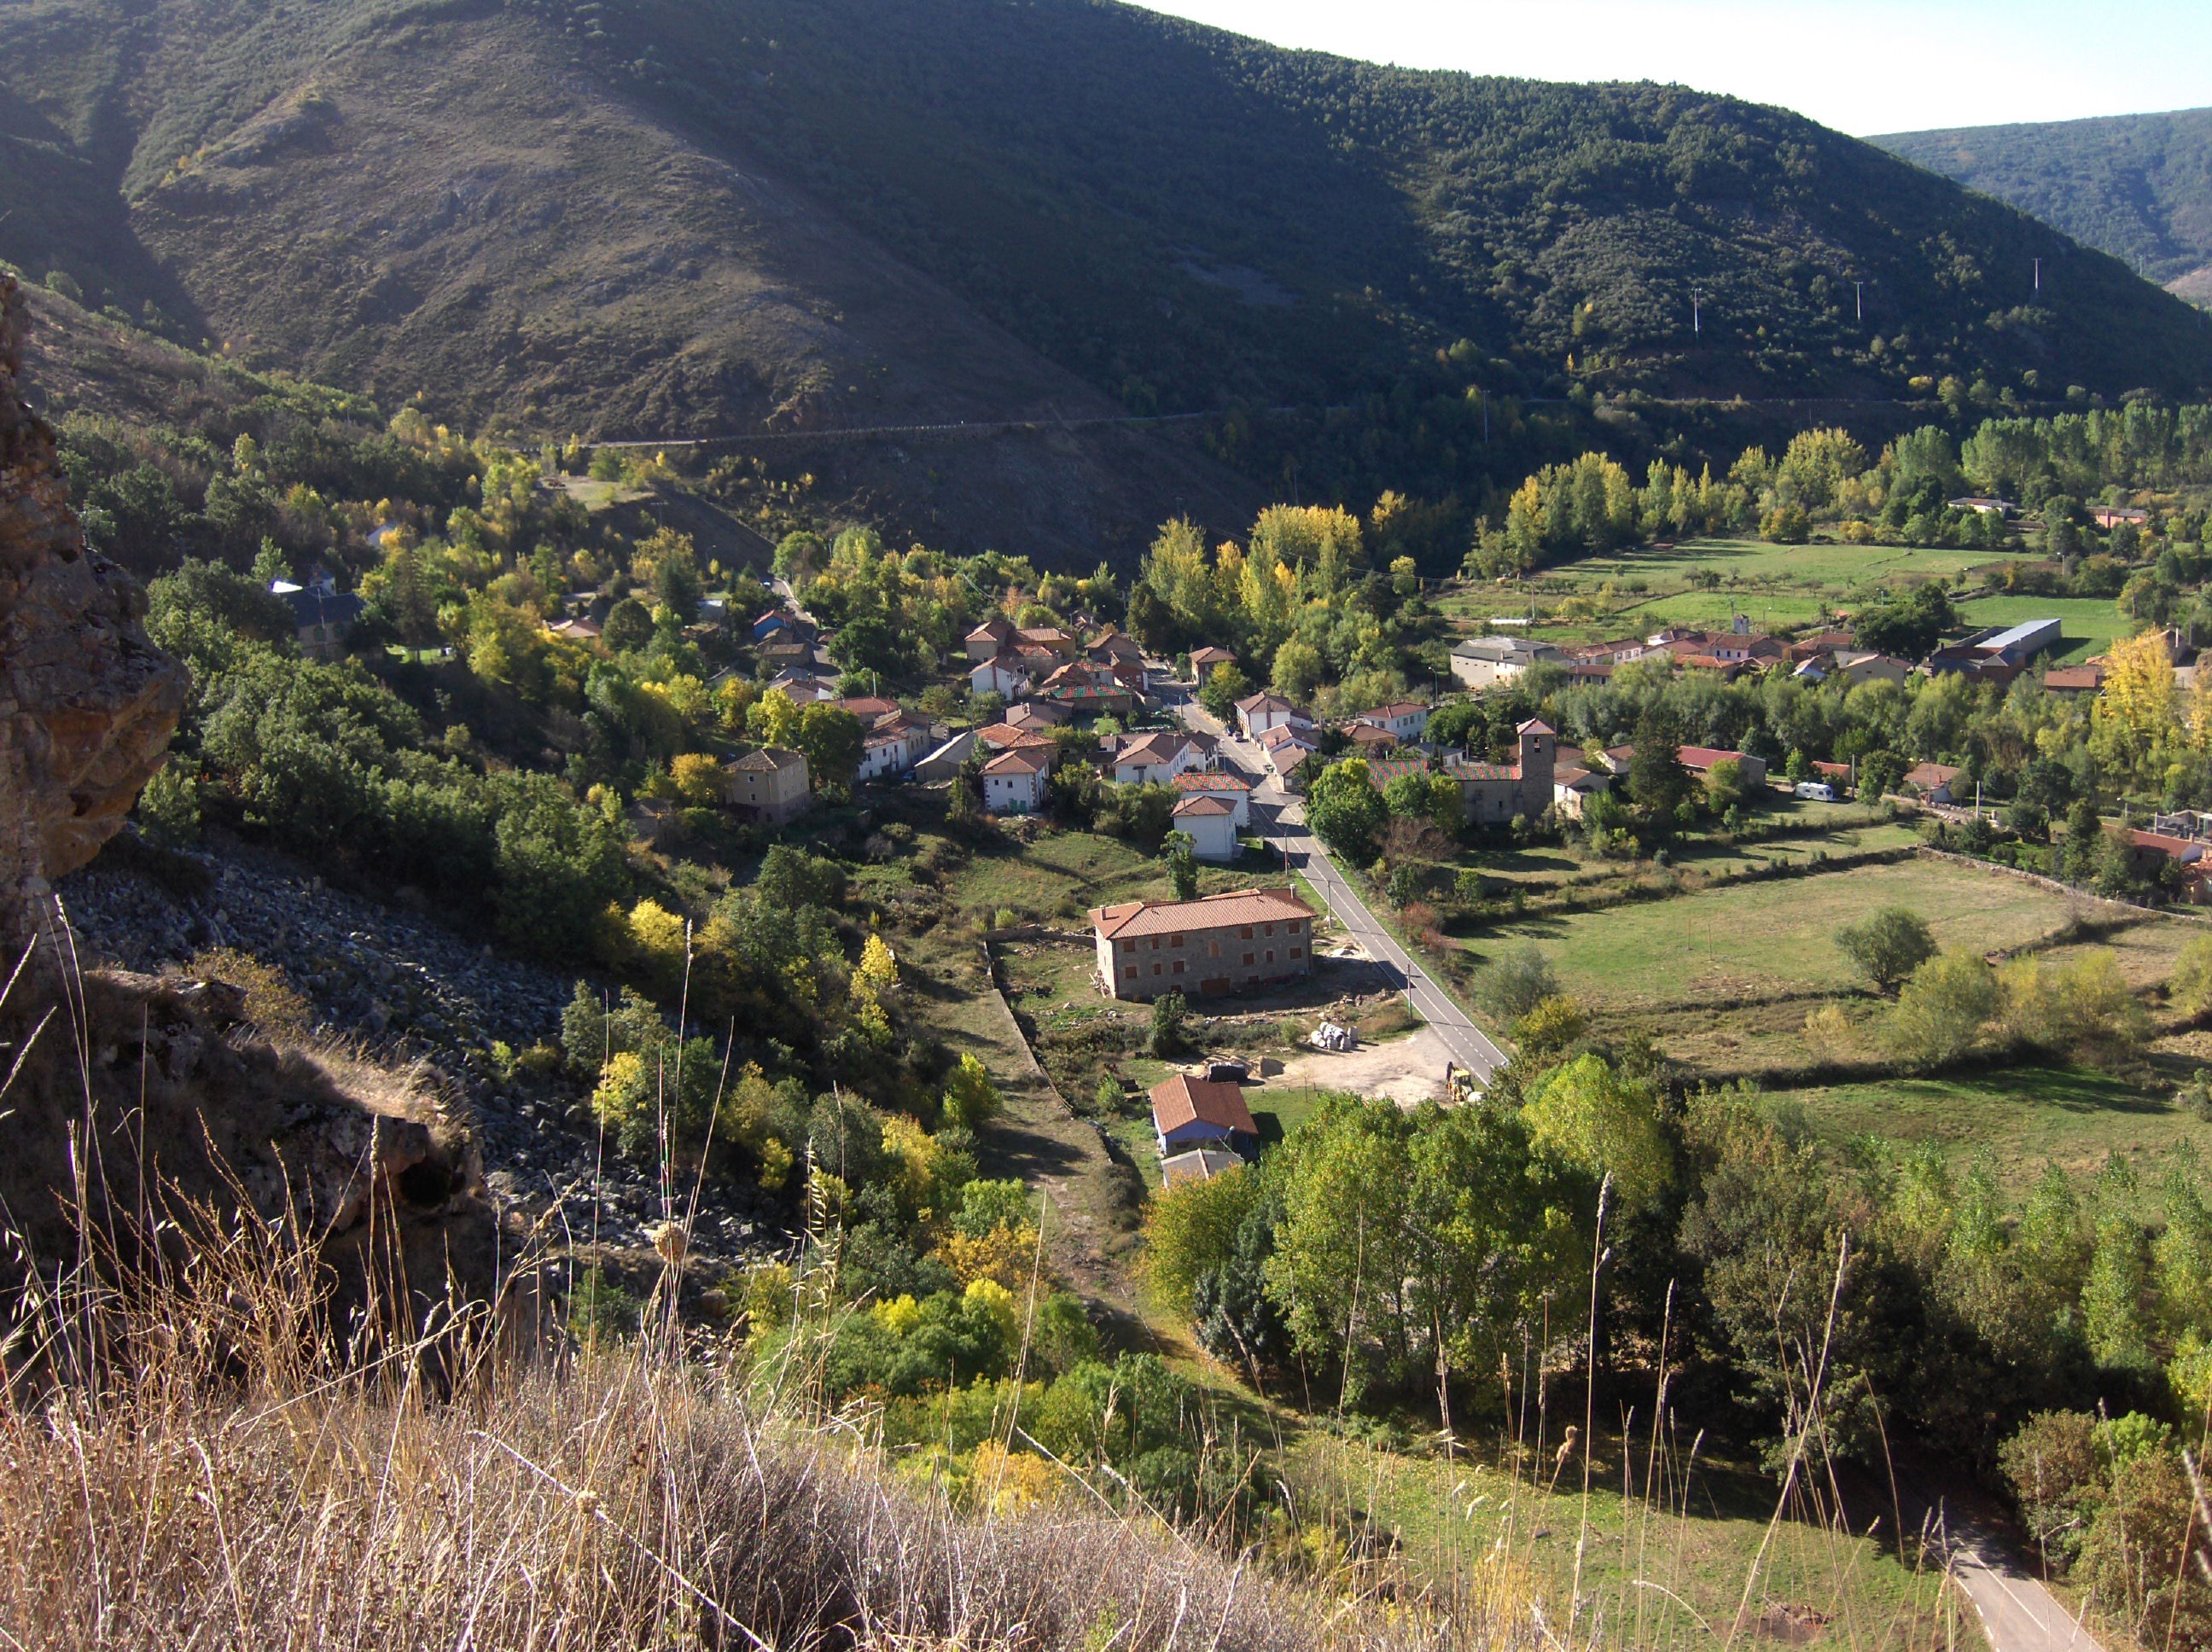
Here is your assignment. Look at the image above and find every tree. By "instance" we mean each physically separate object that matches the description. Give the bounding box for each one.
[1836,906,1936,994]
[1474,944,1558,1022]
[1854,583,1956,660]
[2063,799,2105,883]
[1306,759,1388,864]
[1522,1054,1674,1208]
[1150,990,1189,1057]
[796,702,865,794]
[1165,830,1199,900]
[1142,1166,1260,1314]
[602,597,653,654]
[1270,637,1324,702]
[1627,711,1691,817]
[1199,662,1250,723]
[1889,951,1999,1065]
[1382,770,1460,833]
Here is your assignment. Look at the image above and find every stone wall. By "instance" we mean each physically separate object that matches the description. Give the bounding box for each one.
[0,271,186,956]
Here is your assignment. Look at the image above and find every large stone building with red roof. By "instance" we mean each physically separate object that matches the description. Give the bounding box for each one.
[1090,887,1316,1000]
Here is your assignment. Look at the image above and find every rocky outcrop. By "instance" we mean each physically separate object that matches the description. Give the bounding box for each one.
[0,270,187,957]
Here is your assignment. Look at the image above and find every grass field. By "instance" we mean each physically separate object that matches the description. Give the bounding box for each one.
[1479,857,2084,1005]
[1280,1429,1953,1652]
[1955,594,2127,664]
[1770,1066,2212,1195]
[1441,538,2029,643]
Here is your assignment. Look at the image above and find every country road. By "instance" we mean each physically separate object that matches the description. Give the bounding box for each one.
[1173,694,1510,1084]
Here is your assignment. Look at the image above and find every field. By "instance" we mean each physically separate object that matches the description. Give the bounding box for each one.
[1281,1429,1954,1652]
[1479,856,2084,1007]
[1441,538,2028,643]
[1955,594,2125,664]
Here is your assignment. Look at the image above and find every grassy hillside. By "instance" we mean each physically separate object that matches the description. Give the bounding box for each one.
[1876,107,2212,305]
[4,0,2212,563]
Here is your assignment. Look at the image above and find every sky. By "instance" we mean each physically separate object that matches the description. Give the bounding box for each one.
[1135,0,2212,136]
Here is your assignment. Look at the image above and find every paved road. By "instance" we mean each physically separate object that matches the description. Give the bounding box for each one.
[1945,1539,2103,1652]
[1173,694,1509,1085]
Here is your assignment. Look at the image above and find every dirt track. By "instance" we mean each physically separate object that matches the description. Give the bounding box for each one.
[1262,1026,1456,1105]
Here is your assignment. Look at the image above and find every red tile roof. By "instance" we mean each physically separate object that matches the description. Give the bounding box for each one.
[1150,1074,1258,1137]
[1091,887,1313,941]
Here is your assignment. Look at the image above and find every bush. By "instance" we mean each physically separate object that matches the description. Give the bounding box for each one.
[1473,943,1558,1022]
[1889,951,1998,1065]
[1836,905,1936,994]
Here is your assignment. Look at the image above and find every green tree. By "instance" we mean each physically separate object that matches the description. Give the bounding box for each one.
[1522,1054,1674,1208]
[796,703,865,793]
[602,596,653,653]
[1889,951,1999,1065]
[1836,906,1937,994]
[1142,1166,1260,1314]
[1306,758,1388,863]
[1150,989,1189,1057]
[1627,711,1691,817]
[1199,661,1250,723]
[1165,830,1199,900]
[1474,944,1558,1022]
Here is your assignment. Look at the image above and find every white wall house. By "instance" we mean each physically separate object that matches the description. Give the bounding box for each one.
[981,747,1051,814]
[969,655,1030,699]
[1171,794,1241,861]
[1357,701,1431,742]
[1111,732,1202,787]
[1235,691,1312,739]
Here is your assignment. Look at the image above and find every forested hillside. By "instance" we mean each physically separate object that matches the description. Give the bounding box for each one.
[4,0,2211,564]
[1877,108,2212,306]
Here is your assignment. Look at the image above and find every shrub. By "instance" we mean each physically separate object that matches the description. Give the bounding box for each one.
[1836,905,1936,994]
[1473,944,1558,1022]
[1889,951,1998,1066]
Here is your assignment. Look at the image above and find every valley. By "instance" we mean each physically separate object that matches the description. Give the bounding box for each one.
[9,4,2212,1647]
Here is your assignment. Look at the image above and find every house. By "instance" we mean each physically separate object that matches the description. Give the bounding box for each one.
[767,670,842,704]
[1016,626,1080,659]
[964,616,1016,661]
[1086,628,1145,672]
[1444,719,1557,825]
[1091,887,1318,1001]
[1235,691,1312,739]
[840,695,901,723]
[1831,650,1911,687]
[1566,637,1652,668]
[546,614,603,643]
[969,653,1032,699]
[981,746,1051,814]
[1949,497,2018,517]
[1149,1073,1259,1156]
[752,608,815,644]
[2089,505,2151,530]
[726,747,812,826]
[976,722,1059,761]
[1357,701,1431,742]
[2044,665,2107,694]
[1678,747,1770,788]
[913,729,980,783]
[1004,699,1073,733]
[1813,759,1854,793]
[1170,793,1241,862]
[1172,771,1252,828]
[2125,831,2209,899]
[1188,645,1237,678]
[1553,763,1610,819]
[1345,722,1400,753]
[1450,635,1563,690]
[1111,731,1205,787]
[1259,722,1320,779]
[1161,1147,1246,1187]
[272,572,364,662]
[857,718,929,782]
[1901,761,1963,804]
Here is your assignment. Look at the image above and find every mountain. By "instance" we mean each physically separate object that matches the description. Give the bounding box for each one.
[5,0,2211,564]
[1875,108,2212,309]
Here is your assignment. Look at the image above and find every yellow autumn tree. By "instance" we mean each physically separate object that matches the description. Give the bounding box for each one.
[2092,631,2175,788]
[669,753,725,806]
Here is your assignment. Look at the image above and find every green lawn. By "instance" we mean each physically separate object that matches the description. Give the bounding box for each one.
[1478,857,2080,1006]
[1955,594,2128,665]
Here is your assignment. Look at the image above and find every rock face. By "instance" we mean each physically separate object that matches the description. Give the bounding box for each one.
[0,271,187,955]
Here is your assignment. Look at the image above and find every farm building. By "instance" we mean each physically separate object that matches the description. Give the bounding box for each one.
[1450,635,1563,689]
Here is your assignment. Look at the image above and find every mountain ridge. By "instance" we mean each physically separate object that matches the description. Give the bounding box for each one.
[4,0,2210,564]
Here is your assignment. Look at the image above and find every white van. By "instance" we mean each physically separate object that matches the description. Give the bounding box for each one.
[1794,781,1837,802]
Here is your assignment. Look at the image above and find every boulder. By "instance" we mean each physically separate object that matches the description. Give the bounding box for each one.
[0,271,187,956]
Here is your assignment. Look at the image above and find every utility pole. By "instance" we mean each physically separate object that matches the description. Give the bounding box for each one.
[1691,287,1705,337]
[1854,281,1864,322]
[2033,257,2042,294]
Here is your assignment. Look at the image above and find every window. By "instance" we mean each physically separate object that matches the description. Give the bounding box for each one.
[1151,963,1162,976]
[1289,945,1302,959]
[1266,950,1275,963]
[1171,933,1185,947]
[1240,926,1253,939]
[1264,923,1275,936]
[1173,961,1185,975]
[1208,941,1220,957]
[1122,939,1135,954]
[1243,952,1254,966]
[1150,937,1160,951]
[1287,920,1302,934]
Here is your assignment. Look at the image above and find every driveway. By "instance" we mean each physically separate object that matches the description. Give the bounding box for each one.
[1174,695,1510,1085]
